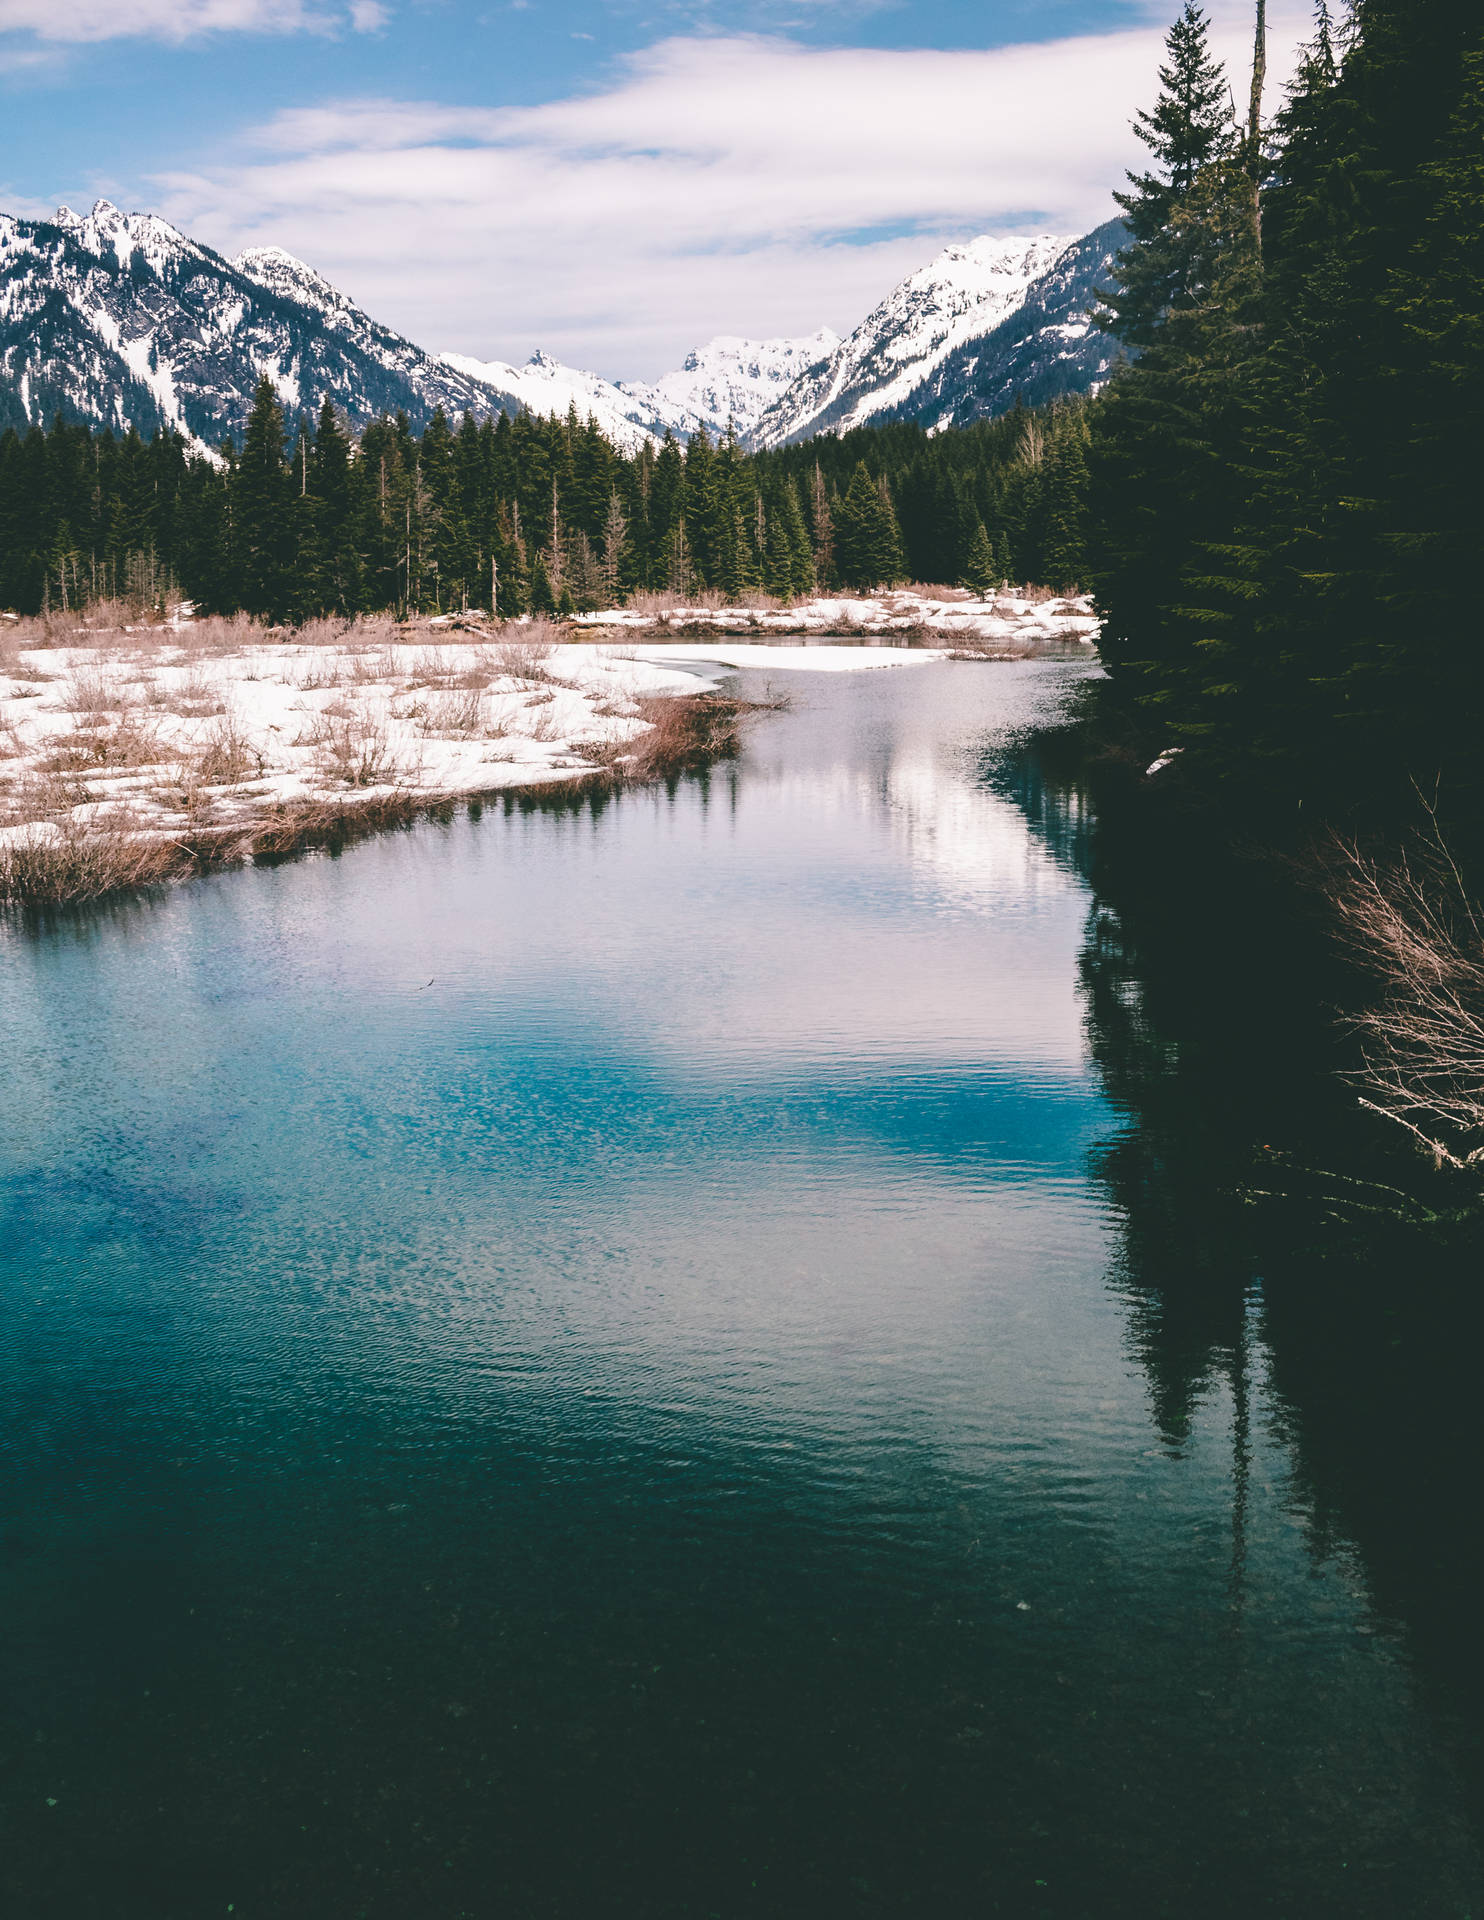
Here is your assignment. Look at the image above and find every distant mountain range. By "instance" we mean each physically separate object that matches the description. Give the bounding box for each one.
[0,200,1125,455]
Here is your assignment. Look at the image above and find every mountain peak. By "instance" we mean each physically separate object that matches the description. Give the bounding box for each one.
[746,231,1077,447]
[2,198,1120,464]
[232,246,347,310]
[234,244,315,275]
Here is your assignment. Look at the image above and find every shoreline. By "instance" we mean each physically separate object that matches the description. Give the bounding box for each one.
[3,607,1082,909]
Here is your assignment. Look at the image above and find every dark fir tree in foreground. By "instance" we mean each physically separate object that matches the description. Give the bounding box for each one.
[1090,0,1484,823]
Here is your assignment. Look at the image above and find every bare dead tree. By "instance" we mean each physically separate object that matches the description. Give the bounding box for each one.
[1331,803,1484,1168]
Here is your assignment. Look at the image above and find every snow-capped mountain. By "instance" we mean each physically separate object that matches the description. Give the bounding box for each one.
[627,331,841,443]
[442,328,844,452]
[883,221,1127,433]
[0,199,1127,456]
[0,201,522,448]
[439,347,664,454]
[744,234,1073,449]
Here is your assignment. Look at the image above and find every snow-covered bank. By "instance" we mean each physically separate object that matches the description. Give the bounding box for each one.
[0,632,689,851]
[0,615,956,902]
[572,587,1099,651]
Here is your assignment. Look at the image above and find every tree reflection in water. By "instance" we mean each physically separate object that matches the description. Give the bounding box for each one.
[985,706,1484,1823]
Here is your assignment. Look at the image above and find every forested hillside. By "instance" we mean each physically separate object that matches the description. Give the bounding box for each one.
[0,387,1094,620]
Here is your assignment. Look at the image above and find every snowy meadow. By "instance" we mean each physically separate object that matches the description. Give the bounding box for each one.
[0,590,1097,904]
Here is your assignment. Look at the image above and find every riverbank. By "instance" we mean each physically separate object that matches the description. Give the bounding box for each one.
[574,585,1099,653]
[0,610,987,906]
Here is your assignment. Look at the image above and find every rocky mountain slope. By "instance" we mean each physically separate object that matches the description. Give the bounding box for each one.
[1,200,1126,454]
[0,202,522,449]
[743,234,1074,449]
[631,331,842,442]
[437,347,665,453]
[877,220,1127,433]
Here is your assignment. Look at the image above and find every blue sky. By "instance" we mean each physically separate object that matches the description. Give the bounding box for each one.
[1,1,1303,378]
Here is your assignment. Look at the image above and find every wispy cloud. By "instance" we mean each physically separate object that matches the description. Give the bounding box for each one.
[0,0,389,42]
[153,17,1306,379]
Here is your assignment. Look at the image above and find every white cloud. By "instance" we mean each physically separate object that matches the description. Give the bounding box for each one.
[0,0,387,40]
[152,17,1307,379]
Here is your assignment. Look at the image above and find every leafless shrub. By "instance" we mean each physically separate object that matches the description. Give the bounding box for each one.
[479,696,522,742]
[1,766,87,827]
[349,646,398,685]
[440,646,498,691]
[524,698,568,743]
[623,588,731,616]
[3,609,87,649]
[157,664,227,716]
[178,612,260,656]
[900,584,971,603]
[301,708,401,787]
[191,716,265,786]
[73,598,148,639]
[1331,824,1484,1168]
[402,645,459,689]
[42,712,165,772]
[290,654,350,691]
[62,669,124,716]
[494,637,555,683]
[346,614,401,649]
[407,689,485,736]
[291,618,350,649]
[593,691,750,779]
[512,617,569,649]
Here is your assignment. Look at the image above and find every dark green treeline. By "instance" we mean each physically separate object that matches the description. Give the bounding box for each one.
[1091,0,1484,822]
[0,379,1095,620]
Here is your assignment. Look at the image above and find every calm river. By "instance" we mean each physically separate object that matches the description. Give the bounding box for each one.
[2,660,1479,1918]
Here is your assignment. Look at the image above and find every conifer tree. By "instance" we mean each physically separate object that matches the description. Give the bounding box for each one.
[648,432,686,589]
[665,522,694,598]
[807,463,835,589]
[528,550,556,615]
[781,478,816,598]
[961,520,997,594]
[1088,2,1261,714]
[762,491,795,599]
[600,490,632,604]
[683,427,720,586]
[833,463,907,590]
[1038,413,1091,590]
[310,399,361,613]
[235,376,291,619]
[1103,4,1234,346]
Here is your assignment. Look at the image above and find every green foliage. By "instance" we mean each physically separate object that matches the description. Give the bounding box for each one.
[0,371,1099,620]
[961,521,998,594]
[832,464,907,590]
[1088,0,1484,824]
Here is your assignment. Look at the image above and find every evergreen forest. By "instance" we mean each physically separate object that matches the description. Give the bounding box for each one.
[1089,0,1484,827]
[0,388,1093,624]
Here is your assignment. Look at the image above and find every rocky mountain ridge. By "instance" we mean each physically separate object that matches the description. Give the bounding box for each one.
[0,200,1125,454]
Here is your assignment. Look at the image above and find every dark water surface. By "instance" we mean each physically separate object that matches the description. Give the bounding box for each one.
[2,662,1479,1919]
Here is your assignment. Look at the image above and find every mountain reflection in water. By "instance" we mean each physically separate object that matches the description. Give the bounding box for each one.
[0,660,1478,1920]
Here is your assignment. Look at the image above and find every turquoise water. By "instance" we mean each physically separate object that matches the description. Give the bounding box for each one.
[1,661,1479,1918]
